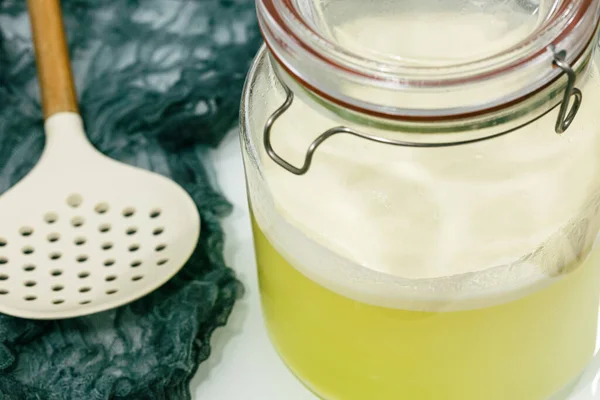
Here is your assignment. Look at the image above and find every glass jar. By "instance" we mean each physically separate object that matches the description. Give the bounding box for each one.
[240,1,600,399]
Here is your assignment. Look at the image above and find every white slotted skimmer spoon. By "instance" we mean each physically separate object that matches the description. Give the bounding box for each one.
[0,0,200,319]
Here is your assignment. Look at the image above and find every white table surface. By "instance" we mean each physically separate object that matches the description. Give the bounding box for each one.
[191,129,316,400]
[191,128,600,400]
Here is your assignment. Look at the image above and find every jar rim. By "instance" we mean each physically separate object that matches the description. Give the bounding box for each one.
[258,0,600,119]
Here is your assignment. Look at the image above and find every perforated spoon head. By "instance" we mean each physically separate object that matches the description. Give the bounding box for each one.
[0,0,203,319]
[0,114,200,319]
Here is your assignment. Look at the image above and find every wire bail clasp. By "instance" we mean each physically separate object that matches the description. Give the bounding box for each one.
[552,48,583,134]
[264,49,583,175]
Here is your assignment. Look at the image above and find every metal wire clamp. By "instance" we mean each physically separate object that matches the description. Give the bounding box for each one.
[264,49,583,175]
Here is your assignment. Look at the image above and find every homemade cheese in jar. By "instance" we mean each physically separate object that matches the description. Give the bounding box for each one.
[241,1,600,398]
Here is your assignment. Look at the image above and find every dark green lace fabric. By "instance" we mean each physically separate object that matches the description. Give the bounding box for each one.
[0,1,260,399]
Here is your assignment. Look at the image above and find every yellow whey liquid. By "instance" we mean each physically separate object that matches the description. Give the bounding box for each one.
[254,217,600,400]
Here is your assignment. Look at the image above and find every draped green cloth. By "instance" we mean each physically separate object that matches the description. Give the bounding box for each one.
[0,1,260,398]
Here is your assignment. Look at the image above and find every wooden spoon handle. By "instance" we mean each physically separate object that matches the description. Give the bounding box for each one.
[27,0,79,119]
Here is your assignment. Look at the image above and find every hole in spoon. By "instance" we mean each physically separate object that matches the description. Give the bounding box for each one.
[44,212,58,224]
[95,202,109,214]
[150,209,161,218]
[23,264,35,272]
[104,259,115,267]
[47,233,60,243]
[67,194,83,208]
[0,238,6,247]
[52,299,64,305]
[74,237,87,246]
[25,295,37,301]
[0,257,7,265]
[19,227,33,237]
[51,269,63,277]
[153,227,164,236]
[71,217,85,228]
[99,224,111,233]
[22,246,34,255]
[122,207,136,218]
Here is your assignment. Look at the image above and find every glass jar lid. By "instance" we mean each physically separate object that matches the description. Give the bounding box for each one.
[258,0,599,119]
